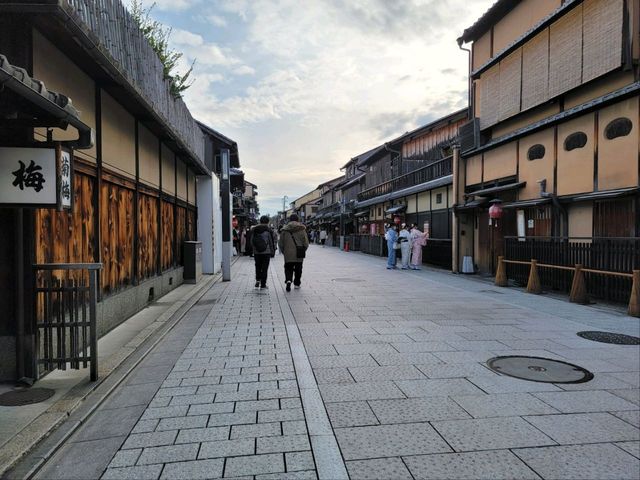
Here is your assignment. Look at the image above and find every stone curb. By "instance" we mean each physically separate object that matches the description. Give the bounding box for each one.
[0,271,223,478]
[271,267,349,480]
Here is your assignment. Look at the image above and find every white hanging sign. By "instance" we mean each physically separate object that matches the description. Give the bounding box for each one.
[0,146,73,209]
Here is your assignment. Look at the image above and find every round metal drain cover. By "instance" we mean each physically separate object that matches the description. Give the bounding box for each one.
[0,388,55,406]
[332,278,364,283]
[577,331,640,345]
[487,356,593,384]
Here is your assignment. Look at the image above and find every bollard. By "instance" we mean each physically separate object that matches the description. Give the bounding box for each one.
[569,264,588,304]
[526,259,542,294]
[495,256,508,287]
[629,270,640,318]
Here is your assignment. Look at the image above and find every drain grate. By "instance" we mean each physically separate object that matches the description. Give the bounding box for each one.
[487,356,593,384]
[479,289,504,295]
[0,388,55,406]
[577,331,640,345]
[332,278,365,283]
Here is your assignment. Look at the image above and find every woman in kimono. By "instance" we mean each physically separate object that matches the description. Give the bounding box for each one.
[409,223,428,270]
[398,224,412,269]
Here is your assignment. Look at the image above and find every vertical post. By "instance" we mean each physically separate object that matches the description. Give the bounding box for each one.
[495,255,507,287]
[89,269,98,381]
[221,149,231,282]
[629,270,640,318]
[570,264,588,304]
[452,146,460,273]
[526,259,542,294]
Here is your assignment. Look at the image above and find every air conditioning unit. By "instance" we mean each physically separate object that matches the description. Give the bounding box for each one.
[459,118,480,154]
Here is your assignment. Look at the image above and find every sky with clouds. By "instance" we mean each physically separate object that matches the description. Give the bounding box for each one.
[133,0,494,214]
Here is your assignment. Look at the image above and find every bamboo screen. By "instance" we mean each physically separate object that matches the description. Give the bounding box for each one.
[498,49,522,122]
[478,0,624,130]
[479,65,501,130]
[548,5,583,98]
[582,0,624,83]
[521,30,549,111]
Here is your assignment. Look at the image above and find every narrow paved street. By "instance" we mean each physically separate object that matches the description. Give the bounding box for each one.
[37,247,639,479]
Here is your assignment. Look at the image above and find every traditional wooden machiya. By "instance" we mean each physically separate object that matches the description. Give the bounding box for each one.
[454,0,640,303]
[0,0,207,382]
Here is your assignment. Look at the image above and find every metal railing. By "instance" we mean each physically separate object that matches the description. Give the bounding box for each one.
[358,157,452,202]
[34,263,102,381]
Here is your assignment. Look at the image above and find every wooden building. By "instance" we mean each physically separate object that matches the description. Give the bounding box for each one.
[454,0,639,301]
[0,0,214,381]
[352,110,467,266]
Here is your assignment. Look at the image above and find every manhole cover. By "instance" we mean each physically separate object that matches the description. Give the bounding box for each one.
[0,388,55,406]
[487,356,593,384]
[332,278,364,283]
[577,331,640,345]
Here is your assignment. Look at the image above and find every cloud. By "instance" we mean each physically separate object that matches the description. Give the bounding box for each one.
[206,15,228,27]
[175,0,494,213]
[148,0,200,11]
[233,65,256,76]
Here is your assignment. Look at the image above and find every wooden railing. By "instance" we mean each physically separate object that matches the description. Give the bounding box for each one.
[495,256,640,317]
[358,157,452,202]
[505,237,640,304]
[63,0,204,162]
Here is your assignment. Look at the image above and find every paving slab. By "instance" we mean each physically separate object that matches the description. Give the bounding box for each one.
[345,457,413,479]
[23,250,640,480]
[513,443,640,480]
[403,450,540,480]
[431,417,556,452]
[334,423,451,460]
[523,412,640,444]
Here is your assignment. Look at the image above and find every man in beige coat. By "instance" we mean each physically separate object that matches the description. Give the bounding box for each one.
[278,214,310,291]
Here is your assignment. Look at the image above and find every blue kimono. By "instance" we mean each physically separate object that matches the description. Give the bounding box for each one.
[385,227,398,269]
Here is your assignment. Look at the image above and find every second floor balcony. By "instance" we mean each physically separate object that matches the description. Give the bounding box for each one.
[357,156,452,202]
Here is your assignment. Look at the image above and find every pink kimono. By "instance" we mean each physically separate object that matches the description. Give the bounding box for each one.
[410,228,428,268]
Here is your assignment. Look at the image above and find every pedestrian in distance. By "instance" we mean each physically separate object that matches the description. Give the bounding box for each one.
[278,214,309,291]
[398,223,411,269]
[385,224,398,269]
[251,216,277,290]
[409,223,428,270]
[319,229,327,247]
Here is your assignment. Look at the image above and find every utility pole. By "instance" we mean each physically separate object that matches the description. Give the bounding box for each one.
[282,195,289,220]
[220,149,231,281]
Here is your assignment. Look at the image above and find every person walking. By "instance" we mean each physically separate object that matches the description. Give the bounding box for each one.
[319,229,327,247]
[398,223,411,269]
[250,216,277,289]
[409,223,428,270]
[385,224,398,269]
[278,214,309,291]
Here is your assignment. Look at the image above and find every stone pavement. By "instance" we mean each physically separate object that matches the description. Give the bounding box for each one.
[33,246,639,479]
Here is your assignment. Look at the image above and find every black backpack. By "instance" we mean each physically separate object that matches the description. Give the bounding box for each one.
[253,231,270,253]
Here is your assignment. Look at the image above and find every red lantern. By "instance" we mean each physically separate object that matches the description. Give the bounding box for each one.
[232,216,238,228]
[394,216,401,225]
[488,202,503,219]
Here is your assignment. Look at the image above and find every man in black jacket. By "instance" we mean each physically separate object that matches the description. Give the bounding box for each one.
[250,216,278,289]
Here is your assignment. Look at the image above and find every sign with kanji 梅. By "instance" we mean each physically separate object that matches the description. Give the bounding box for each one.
[0,146,73,208]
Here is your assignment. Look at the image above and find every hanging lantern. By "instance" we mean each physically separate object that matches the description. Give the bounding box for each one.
[488,200,503,220]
